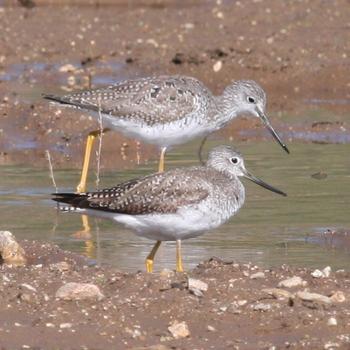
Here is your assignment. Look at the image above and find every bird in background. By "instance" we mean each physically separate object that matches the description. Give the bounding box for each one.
[44,75,289,194]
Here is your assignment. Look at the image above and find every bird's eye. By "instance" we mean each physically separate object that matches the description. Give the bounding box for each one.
[230,157,239,164]
[247,96,255,103]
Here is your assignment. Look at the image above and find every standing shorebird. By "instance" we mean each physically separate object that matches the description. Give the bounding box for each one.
[53,145,286,272]
[44,75,289,193]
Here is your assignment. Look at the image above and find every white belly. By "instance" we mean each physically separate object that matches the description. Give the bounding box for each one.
[100,113,212,148]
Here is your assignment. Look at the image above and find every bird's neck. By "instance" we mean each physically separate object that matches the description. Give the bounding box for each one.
[214,95,240,129]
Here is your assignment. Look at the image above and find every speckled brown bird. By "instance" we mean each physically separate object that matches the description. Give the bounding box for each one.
[44,76,289,193]
[53,145,286,273]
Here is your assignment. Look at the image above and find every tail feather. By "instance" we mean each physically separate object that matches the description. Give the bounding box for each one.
[42,93,99,112]
[52,192,88,207]
[42,94,72,105]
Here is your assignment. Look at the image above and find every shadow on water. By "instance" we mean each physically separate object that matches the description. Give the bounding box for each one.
[0,140,349,271]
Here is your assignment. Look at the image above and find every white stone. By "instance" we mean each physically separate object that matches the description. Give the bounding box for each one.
[60,323,72,329]
[278,276,306,288]
[168,321,190,339]
[213,60,223,72]
[188,277,208,297]
[311,269,324,278]
[0,231,26,266]
[327,317,337,326]
[296,291,332,304]
[250,272,265,279]
[55,282,104,301]
[253,303,271,311]
[322,266,331,277]
[330,291,346,303]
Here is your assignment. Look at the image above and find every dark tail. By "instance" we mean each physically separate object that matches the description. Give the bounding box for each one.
[42,94,75,106]
[52,192,88,207]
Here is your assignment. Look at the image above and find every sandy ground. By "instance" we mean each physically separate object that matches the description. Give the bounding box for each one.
[0,239,350,350]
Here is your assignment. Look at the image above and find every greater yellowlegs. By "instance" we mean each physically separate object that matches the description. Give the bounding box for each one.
[53,145,286,272]
[44,76,289,193]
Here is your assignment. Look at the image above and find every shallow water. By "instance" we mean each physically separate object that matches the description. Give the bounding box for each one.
[0,141,349,271]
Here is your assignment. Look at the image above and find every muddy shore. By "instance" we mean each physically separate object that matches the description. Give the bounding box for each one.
[0,238,349,350]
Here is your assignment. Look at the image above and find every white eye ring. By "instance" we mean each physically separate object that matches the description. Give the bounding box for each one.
[247,96,255,103]
[230,157,239,164]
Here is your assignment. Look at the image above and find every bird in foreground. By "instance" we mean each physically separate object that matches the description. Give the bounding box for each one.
[44,75,289,194]
[52,145,287,272]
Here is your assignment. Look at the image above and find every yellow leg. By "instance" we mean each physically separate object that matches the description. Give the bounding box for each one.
[76,128,111,193]
[145,241,161,273]
[176,239,184,272]
[158,147,167,173]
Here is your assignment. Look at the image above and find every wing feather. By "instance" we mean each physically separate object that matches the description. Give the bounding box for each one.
[44,76,213,126]
[72,169,209,215]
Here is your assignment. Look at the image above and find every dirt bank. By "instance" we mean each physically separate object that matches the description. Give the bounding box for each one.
[0,239,349,349]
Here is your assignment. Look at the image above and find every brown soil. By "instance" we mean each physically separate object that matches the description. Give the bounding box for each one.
[1,240,349,350]
[0,0,349,169]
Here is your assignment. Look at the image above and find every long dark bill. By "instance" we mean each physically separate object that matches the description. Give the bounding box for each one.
[258,110,290,154]
[243,171,287,197]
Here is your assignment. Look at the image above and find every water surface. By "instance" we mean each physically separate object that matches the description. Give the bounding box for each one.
[0,141,349,271]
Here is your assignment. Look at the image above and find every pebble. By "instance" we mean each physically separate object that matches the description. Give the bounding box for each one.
[311,266,331,278]
[327,317,337,326]
[55,282,104,301]
[50,261,71,272]
[250,272,265,279]
[213,60,223,72]
[253,303,271,312]
[278,276,306,288]
[296,291,332,304]
[60,323,72,329]
[168,321,190,339]
[262,288,293,299]
[0,231,27,266]
[329,291,346,303]
[21,283,37,293]
[207,325,216,332]
[188,277,208,297]
[59,64,77,73]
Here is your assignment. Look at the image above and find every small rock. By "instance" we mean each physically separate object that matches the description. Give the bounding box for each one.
[296,291,332,304]
[237,300,247,306]
[207,325,216,332]
[324,342,340,349]
[253,303,271,312]
[168,321,190,339]
[327,317,337,326]
[250,272,265,279]
[311,266,331,278]
[322,266,331,277]
[55,282,104,301]
[329,291,346,303]
[21,283,37,293]
[311,269,324,278]
[278,276,306,288]
[0,231,27,266]
[50,261,71,272]
[262,288,293,299]
[59,64,77,73]
[188,277,208,297]
[46,323,55,328]
[213,60,223,72]
[60,323,72,329]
